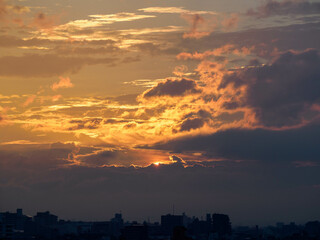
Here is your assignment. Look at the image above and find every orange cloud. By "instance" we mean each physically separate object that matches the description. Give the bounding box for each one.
[32,12,59,30]
[52,95,62,102]
[0,0,28,25]
[177,44,253,61]
[0,0,7,19]
[221,13,239,30]
[182,14,211,39]
[177,44,235,60]
[51,77,74,91]
[23,95,36,107]
[173,65,189,77]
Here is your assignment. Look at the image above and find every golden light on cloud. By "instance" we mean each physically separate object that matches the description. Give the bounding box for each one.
[0,0,317,170]
[51,77,74,91]
[139,7,217,15]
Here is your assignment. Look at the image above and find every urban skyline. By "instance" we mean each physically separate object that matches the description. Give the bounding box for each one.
[1,208,319,240]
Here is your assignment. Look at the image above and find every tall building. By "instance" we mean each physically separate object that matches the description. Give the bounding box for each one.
[34,211,58,227]
[161,214,188,235]
[211,214,232,237]
[111,213,124,237]
[33,211,58,239]
[0,209,31,239]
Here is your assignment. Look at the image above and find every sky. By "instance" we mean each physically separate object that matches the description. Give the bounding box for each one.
[0,0,320,225]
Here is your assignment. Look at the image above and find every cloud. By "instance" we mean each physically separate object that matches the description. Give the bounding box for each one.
[88,13,155,24]
[0,0,29,24]
[32,12,59,30]
[0,0,6,19]
[169,155,185,163]
[8,5,30,14]
[247,0,320,18]
[142,78,201,98]
[23,95,36,107]
[176,44,251,61]
[176,110,213,132]
[53,45,121,56]
[68,118,102,130]
[221,13,239,30]
[221,49,320,127]
[0,107,7,125]
[151,121,320,163]
[130,42,180,56]
[0,54,118,77]
[51,77,74,91]
[0,142,75,172]
[77,148,172,167]
[179,118,205,132]
[48,12,155,33]
[0,35,53,48]
[139,7,217,15]
[176,22,320,61]
[182,14,211,39]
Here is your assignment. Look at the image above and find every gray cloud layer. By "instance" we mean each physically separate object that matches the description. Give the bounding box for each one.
[222,49,320,127]
[151,121,320,163]
[247,0,320,18]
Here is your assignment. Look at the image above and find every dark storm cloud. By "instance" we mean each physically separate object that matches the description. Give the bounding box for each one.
[247,0,320,18]
[0,54,118,77]
[142,78,201,98]
[177,110,213,132]
[151,122,320,163]
[222,49,320,127]
[179,118,205,132]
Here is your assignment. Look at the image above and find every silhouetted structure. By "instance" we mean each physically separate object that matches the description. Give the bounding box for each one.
[0,208,32,239]
[1,208,319,240]
[33,211,58,239]
[161,214,188,235]
[187,215,211,238]
[211,214,232,239]
[172,226,192,240]
[121,225,148,240]
[305,221,320,238]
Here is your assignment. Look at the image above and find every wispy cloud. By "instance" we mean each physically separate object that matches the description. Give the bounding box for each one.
[51,77,74,91]
[139,7,217,15]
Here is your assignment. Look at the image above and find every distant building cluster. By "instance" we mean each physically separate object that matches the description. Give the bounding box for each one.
[0,209,319,240]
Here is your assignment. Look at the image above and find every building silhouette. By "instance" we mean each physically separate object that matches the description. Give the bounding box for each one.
[211,213,232,238]
[1,208,319,240]
[161,214,188,235]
